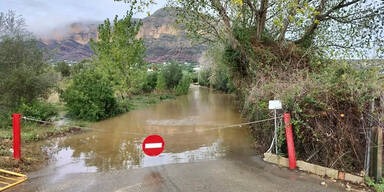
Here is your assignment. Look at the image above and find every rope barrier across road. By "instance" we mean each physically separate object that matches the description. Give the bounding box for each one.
[22,116,282,136]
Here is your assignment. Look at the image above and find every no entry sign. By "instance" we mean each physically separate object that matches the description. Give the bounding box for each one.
[142,135,164,156]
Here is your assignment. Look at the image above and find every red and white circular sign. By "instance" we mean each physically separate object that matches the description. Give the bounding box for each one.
[142,135,165,156]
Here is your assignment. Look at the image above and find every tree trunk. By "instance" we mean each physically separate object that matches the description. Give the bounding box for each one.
[256,0,268,41]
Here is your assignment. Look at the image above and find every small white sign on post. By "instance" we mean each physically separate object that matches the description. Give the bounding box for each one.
[268,100,282,110]
[268,100,282,155]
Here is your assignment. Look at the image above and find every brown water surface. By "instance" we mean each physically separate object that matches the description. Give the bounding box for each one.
[37,86,254,179]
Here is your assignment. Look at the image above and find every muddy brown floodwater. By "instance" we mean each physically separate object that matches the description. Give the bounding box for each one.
[10,85,349,192]
[31,86,253,177]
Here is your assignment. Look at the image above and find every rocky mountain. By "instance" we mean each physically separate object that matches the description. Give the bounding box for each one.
[39,8,206,63]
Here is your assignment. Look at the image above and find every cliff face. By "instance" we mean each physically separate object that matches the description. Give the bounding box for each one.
[39,8,205,63]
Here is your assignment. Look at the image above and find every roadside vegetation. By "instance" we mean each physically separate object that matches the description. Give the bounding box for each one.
[61,10,193,121]
[171,0,384,180]
[0,11,59,129]
[0,8,193,172]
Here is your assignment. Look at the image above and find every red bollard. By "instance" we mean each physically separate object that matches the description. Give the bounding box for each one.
[284,113,296,169]
[13,113,21,160]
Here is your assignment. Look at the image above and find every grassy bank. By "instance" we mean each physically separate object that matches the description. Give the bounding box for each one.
[126,93,175,110]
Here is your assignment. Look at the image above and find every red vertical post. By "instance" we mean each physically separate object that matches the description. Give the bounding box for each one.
[284,113,296,169]
[13,113,21,160]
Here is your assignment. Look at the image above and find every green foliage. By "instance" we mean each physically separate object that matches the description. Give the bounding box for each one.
[174,74,191,96]
[156,72,167,91]
[160,61,183,90]
[0,111,12,129]
[61,68,119,121]
[172,0,384,58]
[366,176,384,192]
[17,99,58,121]
[191,72,198,83]
[198,68,211,87]
[199,45,235,93]
[54,61,71,77]
[142,71,158,93]
[211,67,234,93]
[172,0,384,174]
[0,11,58,129]
[91,9,146,96]
[0,35,58,108]
[71,59,90,75]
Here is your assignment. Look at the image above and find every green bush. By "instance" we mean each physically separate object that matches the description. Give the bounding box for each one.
[0,111,12,129]
[61,68,119,121]
[54,61,71,77]
[156,72,167,91]
[17,99,58,121]
[198,68,211,86]
[71,59,90,75]
[142,71,158,93]
[174,74,192,96]
[211,68,234,93]
[366,177,384,192]
[191,72,198,83]
[161,61,183,89]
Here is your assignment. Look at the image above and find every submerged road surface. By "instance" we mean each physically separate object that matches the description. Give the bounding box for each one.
[10,86,346,192]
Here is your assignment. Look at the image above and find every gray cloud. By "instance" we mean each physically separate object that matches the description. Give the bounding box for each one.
[0,0,166,35]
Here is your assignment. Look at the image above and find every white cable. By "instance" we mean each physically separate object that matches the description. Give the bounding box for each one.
[22,116,282,136]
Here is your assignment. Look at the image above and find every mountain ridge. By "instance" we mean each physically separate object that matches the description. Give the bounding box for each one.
[39,8,205,63]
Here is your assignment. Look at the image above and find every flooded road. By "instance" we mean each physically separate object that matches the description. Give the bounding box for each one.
[10,86,346,192]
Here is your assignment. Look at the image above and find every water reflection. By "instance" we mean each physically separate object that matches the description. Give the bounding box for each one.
[40,86,254,174]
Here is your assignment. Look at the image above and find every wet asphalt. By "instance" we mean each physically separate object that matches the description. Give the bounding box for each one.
[9,156,346,192]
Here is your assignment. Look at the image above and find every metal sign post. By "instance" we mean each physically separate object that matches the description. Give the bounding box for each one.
[269,100,282,154]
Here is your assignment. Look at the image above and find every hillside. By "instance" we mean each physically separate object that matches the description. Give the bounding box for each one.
[39,8,206,63]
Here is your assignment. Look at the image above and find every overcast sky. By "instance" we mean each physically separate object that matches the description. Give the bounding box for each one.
[0,0,167,34]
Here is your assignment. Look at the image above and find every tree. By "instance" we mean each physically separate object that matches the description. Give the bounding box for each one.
[54,61,71,77]
[171,0,384,58]
[91,8,147,97]
[160,61,183,90]
[0,11,57,109]
[0,10,27,37]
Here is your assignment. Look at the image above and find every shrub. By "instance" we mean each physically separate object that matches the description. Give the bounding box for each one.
[174,74,192,96]
[161,61,183,89]
[0,111,12,129]
[142,71,158,93]
[71,59,90,75]
[191,72,198,83]
[211,67,234,93]
[156,72,167,91]
[198,68,211,87]
[17,99,58,121]
[54,61,71,77]
[61,68,119,121]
